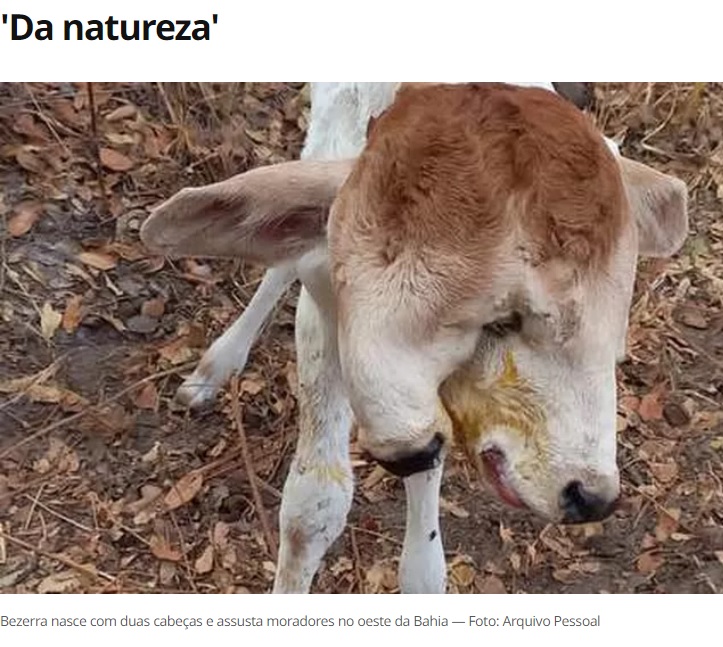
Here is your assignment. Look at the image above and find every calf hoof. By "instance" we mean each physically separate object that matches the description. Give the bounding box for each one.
[174,380,221,409]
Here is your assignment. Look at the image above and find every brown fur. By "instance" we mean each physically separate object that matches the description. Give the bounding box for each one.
[330,83,626,333]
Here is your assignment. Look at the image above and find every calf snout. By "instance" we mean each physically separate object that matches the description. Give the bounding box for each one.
[559,480,619,524]
[373,432,446,477]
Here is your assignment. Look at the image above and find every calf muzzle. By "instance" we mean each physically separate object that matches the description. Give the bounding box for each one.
[374,433,446,478]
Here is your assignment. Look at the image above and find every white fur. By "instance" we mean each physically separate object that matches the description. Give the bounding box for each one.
[176,264,295,407]
[182,82,615,594]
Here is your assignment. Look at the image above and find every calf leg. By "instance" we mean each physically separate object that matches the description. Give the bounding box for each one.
[176,265,296,408]
[273,286,354,593]
[399,465,447,593]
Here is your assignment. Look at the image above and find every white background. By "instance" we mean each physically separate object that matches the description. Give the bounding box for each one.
[0,593,714,645]
[0,0,720,80]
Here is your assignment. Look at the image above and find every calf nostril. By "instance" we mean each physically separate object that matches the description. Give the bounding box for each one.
[560,480,617,524]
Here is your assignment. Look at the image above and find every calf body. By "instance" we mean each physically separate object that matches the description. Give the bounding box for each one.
[142,83,688,593]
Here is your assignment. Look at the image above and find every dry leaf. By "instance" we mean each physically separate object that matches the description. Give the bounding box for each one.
[8,201,43,237]
[62,295,84,333]
[15,146,45,173]
[440,496,470,519]
[133,382,158,410]
[365,559,397,593]
[37,569,83,593]
[24,384,88,411]
[164,471,204,510]
[552,568,577,583]
[650,461,678,484]
[212,521,230,549]
[636,551,664,574]
[639,386,666,422]
[0,361,60,396]
[655,508,680,542]
[100,147,134,172]
[141,298,166,318]
[449,556,476,587]
[619,395,641,414]
[240,377,266,395]
[77,250,118,271]
[715,551,723,564]
[150,535,182,562]
[158,336,195,365]
[195,544,214,574]
[475,574,507,594]
[40,302,62,340]
[105,104,138,122]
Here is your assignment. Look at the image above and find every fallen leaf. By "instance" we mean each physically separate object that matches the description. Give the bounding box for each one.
[141,298,166,318]
[164,471,204,510]
[715,551,723,564]
[677,308,708,330]
[99,147,134,172]
[37,569,83,593]
[655,508,680,542]
[62,295,84,333]
[619,395,641,414]
[194,545,214,574]
[475,574,507,594]
[40,302,62,340]
[105,104,138,122]
[0,361,60,393]
[552,568,577,584]
[77,250,118,271]
[126,314,158,334]
[127,484,163,525]
[449,556,476,587]
[639,386,666,422]
[107,241,147,261]
[15,146,45,173]
[365,559,397,593]
[159,561,177,585]
[8,201,43,237]
[329,556,354,577]
[158,336,195,365]
[650,461,678,484]
[636,551,664,574]
[24,384,89,411]
[133,382,158,410]
[240,377,266,395]
[440,496,470,519]
[150,535,182,562]
[141,442,162,464]
[13,113,50,142]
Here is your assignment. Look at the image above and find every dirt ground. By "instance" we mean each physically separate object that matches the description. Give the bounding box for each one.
[0,82,721,594]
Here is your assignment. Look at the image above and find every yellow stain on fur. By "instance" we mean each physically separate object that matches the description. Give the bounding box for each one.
[440,350,547,451]
[307,463,350,486]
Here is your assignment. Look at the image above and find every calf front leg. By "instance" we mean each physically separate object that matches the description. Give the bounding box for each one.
[399,464,447,593]
[176,265,296,408]
[273,287,354,593]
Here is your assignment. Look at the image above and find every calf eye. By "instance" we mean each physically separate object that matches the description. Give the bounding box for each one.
[484,312,523,337]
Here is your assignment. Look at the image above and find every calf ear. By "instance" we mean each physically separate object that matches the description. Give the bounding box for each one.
[619,157,689,258]
[140,159,354,266]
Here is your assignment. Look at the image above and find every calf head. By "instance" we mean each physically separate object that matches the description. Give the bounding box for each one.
[142,83,688,525]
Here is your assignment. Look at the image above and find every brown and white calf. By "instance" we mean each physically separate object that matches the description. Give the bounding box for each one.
[141,82,688,593]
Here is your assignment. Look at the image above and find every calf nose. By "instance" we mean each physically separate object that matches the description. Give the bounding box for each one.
[560,480,618,524]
